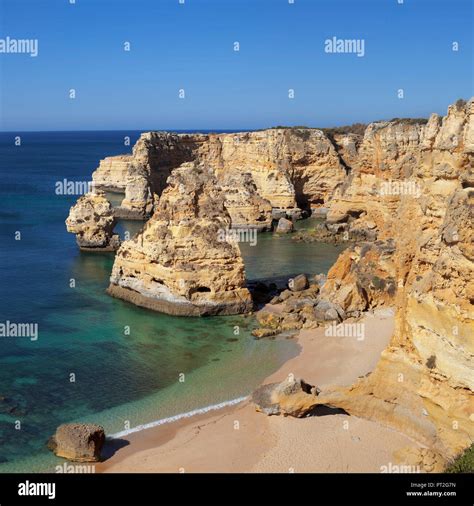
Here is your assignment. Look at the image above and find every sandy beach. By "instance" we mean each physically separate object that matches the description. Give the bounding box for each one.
[96,308,422,473]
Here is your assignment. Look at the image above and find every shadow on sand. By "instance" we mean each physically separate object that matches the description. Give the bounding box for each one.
[101,438,130,460]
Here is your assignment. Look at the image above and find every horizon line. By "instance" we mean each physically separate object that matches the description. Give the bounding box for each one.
[0,118,430,135]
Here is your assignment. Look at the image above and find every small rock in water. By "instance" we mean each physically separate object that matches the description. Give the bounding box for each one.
[252,328,279,339]
[275,217,294,234]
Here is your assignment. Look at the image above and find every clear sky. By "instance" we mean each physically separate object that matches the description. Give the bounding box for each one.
[0,0,472,131]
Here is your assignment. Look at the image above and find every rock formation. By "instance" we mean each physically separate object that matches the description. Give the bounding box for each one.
[114,163,155,220]
[107,163,253,316]
[67,98,473,464]
[275,217,294,233]
[65,191,120,251]
[47,423,105,462]
[217,172,273,230]
[88,128,347,227]
[92,133,201,219]
[315,98,474,464]
[91,155,133,192]
[253,376,320,417]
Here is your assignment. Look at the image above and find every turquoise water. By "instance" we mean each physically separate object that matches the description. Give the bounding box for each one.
[0,132,344,472]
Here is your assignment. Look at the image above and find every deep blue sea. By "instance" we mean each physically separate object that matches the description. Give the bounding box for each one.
[0,131,344,471]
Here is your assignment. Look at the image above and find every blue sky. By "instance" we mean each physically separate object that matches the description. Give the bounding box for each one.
[0,0,472,131]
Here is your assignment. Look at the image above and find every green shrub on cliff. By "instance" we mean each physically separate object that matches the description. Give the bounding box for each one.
[445,443,474,473]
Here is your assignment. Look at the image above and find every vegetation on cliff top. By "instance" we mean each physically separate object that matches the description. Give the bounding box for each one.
[445,443,474,473]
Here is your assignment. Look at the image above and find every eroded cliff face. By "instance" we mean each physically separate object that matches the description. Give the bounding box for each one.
[91,155,133,192]
[107,163,253,316]
[90,128,346,226]
[201,129,346,211]
[92,133,201,219]
[325,121,426,238]
[318,99,474,465]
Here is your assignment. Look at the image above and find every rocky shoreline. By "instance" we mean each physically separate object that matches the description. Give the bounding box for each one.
[63,97,474,464]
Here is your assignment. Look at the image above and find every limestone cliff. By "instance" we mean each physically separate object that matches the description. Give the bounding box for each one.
[107,163,253,316]
[318,99,474,464]
[92,155,132,192]
[89,128,346,227]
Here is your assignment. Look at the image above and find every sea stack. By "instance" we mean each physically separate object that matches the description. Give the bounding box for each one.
[107,162,253,316]
[65,190,120,251]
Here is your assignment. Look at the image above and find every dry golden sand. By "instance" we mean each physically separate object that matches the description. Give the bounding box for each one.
[97,308,421,473]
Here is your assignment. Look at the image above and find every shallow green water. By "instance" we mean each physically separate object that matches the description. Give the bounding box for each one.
[0,131,344,472]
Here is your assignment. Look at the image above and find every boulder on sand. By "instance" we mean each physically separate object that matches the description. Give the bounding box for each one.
[47,423,105,462]
[252,376,321,417]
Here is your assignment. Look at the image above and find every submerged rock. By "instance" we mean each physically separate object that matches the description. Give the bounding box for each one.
[251,328,279,339]
[48,423,105,462]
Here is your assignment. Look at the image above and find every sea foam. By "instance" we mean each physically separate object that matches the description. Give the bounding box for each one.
[108,396,248,439]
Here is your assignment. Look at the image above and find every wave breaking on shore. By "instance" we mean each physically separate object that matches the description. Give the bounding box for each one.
[108,396,248,439]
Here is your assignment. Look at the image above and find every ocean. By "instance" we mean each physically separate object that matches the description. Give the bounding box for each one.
[0,131,344,472]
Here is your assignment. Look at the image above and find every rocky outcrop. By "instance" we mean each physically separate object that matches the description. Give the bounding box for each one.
[92,133,202,220]
[217,172,273,230]
[251,275,322,336]
[92,155,133,192]
[131,132,202,196]
[204,129,346,212]
[65,191,120,251]
[253,376,320,417]
[320,240,397,314]
[114,164,155,220]
[316,98,474,463]
[275,217,294,234]
[107,163,253,316]
[87,128,347,227]
[48,423,105,462]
